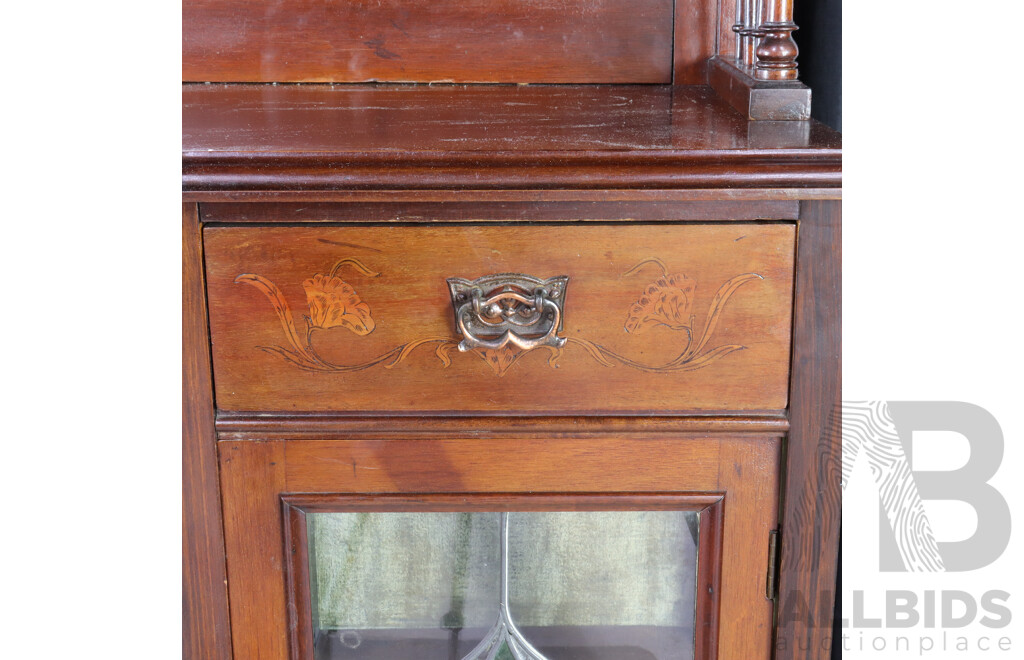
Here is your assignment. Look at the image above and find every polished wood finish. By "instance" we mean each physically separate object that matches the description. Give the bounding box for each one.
[776,200,841,660]
[695,500,724,660]
[183,4,840,657]
[198,199,801,224]
[183,0,674,84]
[183,85,840,193]
[284,437,722,493]
[719,437,782,659]
[222,435,780,660]
[674,0,718,84]
[215,412,790,438]
[182,203,232,659]
[707,57,811,121]
[205,224,796,413]
[728,0,800,82]
[188,187,841,204]
[220,440,288,660]
[756,1,799,81]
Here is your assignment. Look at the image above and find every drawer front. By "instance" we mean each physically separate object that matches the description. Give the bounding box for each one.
[205,224,794,413]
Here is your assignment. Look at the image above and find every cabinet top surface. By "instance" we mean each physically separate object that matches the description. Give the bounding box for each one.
[183,83,841,156]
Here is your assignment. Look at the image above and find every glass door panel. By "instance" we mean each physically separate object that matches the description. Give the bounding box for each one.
[306,510,700,660]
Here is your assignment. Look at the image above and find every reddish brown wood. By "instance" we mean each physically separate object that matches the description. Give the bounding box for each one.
[183,84,677,153]
[707,57,811,121]
[674,0,717,84]
[284,493,725,512]
[220,440,288,660]
[220,434,779,659]
[755,1,799,81]
[755,23,800,81]
[215,412,790,438]
[182,203,232,660]
[183,0,674,84]
[186,150,839,192]
[182,3,841,657]
[718,0,739,58]
[283,493,725,660]
[283,437,723,494]
[695,500,724,660]
[204,224,796,414]
[186,188,842,204]
[182,84,841,193]
[198,200,800,224]
[283,505,312,660]
[776,200,841,660]
[718,437,782,660]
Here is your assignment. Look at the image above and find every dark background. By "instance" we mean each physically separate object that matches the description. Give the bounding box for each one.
[795,0,841,131]
[792,1,841,658]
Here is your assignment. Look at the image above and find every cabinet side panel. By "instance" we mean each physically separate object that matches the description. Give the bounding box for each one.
[777,200,841,660]
[183,203,232,659]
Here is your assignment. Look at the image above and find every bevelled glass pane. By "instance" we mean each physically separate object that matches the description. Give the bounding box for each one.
[307,510,699,660]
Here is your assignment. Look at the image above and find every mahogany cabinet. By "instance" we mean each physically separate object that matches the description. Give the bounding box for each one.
[183,3,841,659]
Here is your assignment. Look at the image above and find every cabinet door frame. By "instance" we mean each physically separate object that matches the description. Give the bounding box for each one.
[219,434,781,660]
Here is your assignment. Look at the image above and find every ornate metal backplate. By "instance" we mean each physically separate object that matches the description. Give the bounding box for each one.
[446,274,569,352]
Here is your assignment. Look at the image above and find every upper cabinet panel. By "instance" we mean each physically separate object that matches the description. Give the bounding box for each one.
[183,0,674,83]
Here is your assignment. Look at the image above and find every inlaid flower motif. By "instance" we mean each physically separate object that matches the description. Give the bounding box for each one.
[624,273,697,334]
[302,274,375,335]
[239,254,758,377]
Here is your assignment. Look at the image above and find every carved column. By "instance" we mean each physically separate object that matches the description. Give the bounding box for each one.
[755,0,799,80]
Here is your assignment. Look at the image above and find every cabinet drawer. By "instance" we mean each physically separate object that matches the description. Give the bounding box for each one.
[204,224,794,413]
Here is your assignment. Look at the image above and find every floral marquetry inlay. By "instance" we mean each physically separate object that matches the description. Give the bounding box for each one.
[236,256,762,377]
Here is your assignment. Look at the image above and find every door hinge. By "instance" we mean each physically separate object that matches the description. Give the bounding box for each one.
[766,529,780,600]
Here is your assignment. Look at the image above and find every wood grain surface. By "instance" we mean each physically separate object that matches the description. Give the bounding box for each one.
[205,224,795,414]
[674,0,717,84]
[182,203,232,659]
[183,83,841,152]
[776,200,841,660]
[718,437,782,660]
[183,84,841,193]
[218,433,779,660]
[198,199,801,224]
[220,440,288,660]
[183,0,674,83]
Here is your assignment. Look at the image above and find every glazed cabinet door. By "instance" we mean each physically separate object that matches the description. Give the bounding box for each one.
[218,434,781,660]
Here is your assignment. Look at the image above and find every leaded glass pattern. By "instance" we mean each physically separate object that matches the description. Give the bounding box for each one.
[307,510,699,659]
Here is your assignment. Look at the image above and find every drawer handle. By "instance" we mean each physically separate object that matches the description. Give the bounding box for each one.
[447,273,569,352]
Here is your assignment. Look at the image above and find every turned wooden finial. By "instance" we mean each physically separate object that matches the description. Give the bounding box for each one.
[752,0,799,80]
[755,22,799,80]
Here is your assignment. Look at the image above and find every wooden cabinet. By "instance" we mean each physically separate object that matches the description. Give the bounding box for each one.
[183,3,840,659]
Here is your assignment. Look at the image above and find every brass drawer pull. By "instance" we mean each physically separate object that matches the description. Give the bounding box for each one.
[447,273,569,352]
